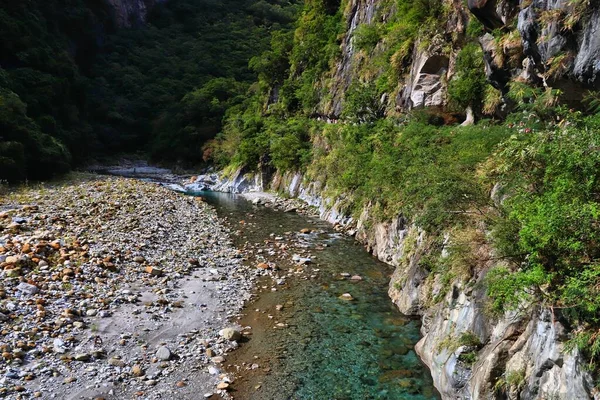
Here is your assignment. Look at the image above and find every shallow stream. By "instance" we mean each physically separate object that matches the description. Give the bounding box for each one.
[192,191,439,400]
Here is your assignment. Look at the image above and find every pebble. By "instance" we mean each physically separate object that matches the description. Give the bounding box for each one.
[108,357,126,368]
[132,365,144,376]
[0,175,257,397]
[145,266,164,276]
[74,353,90,362]
[16,282,39,295]
[156,346,172,361]
[219,327,241,341]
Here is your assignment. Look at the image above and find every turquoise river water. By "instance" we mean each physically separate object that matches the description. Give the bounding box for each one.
[190,191,439,400]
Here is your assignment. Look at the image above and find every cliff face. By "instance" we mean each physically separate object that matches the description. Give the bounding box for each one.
[320,0,600,118]
[186,0,600,398]
[188,168,599,400]
[104,0,164,28]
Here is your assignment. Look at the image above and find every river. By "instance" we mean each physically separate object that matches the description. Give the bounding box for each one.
[189,190,439,400]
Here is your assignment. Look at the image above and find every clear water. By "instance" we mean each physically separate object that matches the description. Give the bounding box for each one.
[191,191,439,400]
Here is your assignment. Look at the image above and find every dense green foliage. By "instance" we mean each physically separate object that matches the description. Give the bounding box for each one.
[483,116,600,362]
[447,43,487,112]
[91,0,299,160]
[309,120,511,227]
[0,0,105,180]
[0,0,298,181]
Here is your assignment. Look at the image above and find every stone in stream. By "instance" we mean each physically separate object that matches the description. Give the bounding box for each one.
[292,254,311,264]
[156,346,172,361]
[219,328,241,341]
[208,366,220,375]
[339,293,354,301]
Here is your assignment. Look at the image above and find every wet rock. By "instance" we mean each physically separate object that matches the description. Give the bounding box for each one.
[339,293,354,301]
[208,366,220,375]
[292,254,311,264]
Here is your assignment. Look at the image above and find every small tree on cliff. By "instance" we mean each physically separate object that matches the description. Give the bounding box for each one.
[448,43,487,124]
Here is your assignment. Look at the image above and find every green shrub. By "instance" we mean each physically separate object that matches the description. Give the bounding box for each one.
[353,24,381,51]
[484,125,600,362]
[447,43,487,112]
[342,81,385,123]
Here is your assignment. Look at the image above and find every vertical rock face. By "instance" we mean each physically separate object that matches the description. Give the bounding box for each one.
[196,169,600,399]
[400,48,450,109]
[472,0,600,92]
[104,0,164,28]
[353,209,599,400]
[572,8,600,85]
[326,0,380,116]
[323,0,469,117]
[326,0,600,119]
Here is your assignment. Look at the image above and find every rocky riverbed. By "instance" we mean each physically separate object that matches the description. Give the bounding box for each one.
[0,174,271,399]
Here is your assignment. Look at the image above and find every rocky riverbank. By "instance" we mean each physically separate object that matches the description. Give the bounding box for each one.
[0,174,260,399]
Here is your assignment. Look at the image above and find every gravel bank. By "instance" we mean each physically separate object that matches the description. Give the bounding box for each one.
[0,174,254,399]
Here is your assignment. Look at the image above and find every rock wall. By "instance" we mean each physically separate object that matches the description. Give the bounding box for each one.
[184,1,600,397]
[322,0,600,119]
[103,0,165,28]
[187,170,599,400]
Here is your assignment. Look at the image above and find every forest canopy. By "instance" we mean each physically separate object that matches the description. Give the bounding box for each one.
[0,0,299,181]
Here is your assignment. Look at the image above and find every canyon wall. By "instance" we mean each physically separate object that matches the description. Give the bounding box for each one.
[185,0,600,397]
[187,168,599,400]
[318,0,600,119]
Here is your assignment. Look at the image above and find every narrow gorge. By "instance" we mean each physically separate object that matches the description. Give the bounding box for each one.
[2,0,600,398]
